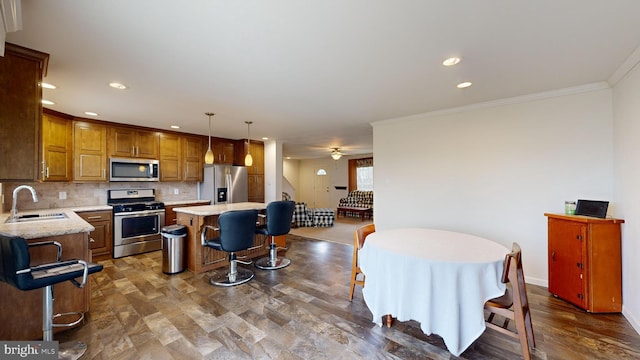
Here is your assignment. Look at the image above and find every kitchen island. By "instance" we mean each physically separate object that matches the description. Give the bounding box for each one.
[174,202,268,273]
[0,209,95,340]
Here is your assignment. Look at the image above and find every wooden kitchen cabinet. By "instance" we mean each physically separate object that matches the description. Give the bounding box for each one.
[78,210,113,261]
[159,132,182,181]
[160,133,204,182]
[0,43,49,181]
[183,135,204,181]
[74,121,108,181]
[0,232,92,340]
[246,142,264,202]
[545,213,624,313]
[246,142,264,175]
[109,126,159,159]
[213,139,235,164]
[248,174,265,203]
[41,110,73,181]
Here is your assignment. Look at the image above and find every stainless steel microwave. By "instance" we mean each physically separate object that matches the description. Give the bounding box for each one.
[109,158,160,182]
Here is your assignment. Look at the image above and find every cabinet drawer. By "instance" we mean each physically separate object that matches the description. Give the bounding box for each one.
[77,210,112,221]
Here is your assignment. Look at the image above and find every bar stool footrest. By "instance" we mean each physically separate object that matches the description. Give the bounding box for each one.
[52,311,85,328]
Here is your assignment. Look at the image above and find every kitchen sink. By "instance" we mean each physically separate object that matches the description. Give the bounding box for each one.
[5,212,68,223]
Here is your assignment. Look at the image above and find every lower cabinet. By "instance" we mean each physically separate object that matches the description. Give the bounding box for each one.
[545,213,624,313]
[78,210,113,261]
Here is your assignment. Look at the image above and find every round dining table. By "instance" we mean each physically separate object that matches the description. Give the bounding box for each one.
[359,227,509,357]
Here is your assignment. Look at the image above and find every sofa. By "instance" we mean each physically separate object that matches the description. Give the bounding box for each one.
[338,190,373,218]
[292,202,335,227]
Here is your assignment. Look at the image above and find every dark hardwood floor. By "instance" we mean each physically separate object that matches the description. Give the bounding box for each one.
[56,234,640,359]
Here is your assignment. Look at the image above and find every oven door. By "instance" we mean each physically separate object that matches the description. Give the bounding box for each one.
[114,210,165,246]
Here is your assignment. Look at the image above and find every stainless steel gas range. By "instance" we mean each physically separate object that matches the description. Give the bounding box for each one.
[108,189,165,258]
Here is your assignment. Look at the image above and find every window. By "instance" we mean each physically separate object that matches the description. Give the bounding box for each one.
[357,166,373,191]
[349,157,373,191]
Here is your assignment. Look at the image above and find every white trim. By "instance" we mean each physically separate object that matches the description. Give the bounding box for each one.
[609,45,640,87]
[372,82,611,127]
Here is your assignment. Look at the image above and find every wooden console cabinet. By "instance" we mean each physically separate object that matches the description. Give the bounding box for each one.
[545,213,624,313]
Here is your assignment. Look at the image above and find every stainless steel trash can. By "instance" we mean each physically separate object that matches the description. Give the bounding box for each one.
[161,225,187,274]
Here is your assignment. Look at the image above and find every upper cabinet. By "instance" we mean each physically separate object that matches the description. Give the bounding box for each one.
[109,127,160,159]
[212,139,235,164]
[183,136,204,181]
[41,111,73,181]
[74,121,108,182]
[159,132,181,181]
[0,44,49,181]
[246,142,264,175]
[159,133,204,182]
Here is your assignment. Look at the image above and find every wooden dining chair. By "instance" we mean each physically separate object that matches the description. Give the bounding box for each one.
[349,223,375,301]
[484,242,536,360]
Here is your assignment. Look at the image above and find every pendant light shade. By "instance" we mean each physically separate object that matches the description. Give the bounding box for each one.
[204,112,214,164]
[244,121,253,167]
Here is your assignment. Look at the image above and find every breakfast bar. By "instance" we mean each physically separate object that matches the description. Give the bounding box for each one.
[174,202,268,273]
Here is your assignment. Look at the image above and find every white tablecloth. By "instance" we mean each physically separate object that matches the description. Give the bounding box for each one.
[359,228,508,356]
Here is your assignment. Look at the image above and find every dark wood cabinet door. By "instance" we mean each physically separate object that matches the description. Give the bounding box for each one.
[0,44,48,181]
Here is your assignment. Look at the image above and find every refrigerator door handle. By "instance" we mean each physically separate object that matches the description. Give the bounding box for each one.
[226,173,233,203]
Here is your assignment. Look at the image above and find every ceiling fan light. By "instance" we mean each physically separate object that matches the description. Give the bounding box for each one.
[331,148,342,160]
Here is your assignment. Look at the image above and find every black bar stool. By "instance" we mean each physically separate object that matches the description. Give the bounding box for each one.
[254,200,295,270]
[0,234,103,360]
[201,209,259,286]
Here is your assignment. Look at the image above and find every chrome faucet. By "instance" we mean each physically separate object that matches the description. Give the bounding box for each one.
[10,185,39,222]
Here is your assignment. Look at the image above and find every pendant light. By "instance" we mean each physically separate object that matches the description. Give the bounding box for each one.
[204,112,215,164]
[244,121,253,167]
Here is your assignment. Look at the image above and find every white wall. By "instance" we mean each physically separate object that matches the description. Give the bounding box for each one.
[372,86,614,287]
[283,158,300,200]
[612,61,640,333]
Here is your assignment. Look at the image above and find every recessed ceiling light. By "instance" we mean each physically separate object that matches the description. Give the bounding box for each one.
[84,111,99,116]
[457,81,472,89]
[261,137,269,140]
[109,82,127,90]
[170,125,180,129]
[41,99,55,105]
[442,57,461,66]
[41,82,57,89]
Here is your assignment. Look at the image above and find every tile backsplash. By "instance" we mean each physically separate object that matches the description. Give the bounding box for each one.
[1,181,200,212]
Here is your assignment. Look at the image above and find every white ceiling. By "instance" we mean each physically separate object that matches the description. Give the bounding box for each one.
[6,1,640,159]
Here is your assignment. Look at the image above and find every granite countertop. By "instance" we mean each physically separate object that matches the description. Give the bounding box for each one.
[173,202,266,216]
[0,209,95,239]
[163,199,211,206]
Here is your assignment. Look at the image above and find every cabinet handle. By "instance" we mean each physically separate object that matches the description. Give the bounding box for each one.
[45,166,49,179]
[551,251,556,261]
[89,237,95,243]
[86,216,101,220]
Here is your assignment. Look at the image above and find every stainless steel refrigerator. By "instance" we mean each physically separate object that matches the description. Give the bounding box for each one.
[200,164,248,204]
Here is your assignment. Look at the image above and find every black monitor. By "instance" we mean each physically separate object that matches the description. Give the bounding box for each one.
[575,199,609,218]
